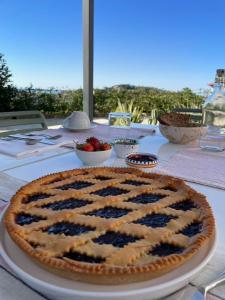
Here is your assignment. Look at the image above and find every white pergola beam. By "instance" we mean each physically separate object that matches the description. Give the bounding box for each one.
[82,0,94,120]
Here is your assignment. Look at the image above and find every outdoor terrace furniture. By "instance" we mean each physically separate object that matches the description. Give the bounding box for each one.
[0,110,47,137]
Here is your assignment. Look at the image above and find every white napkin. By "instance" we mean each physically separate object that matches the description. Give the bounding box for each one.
[0,138,72,158]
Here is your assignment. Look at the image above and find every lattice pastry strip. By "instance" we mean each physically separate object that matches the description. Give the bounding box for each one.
[19,202,206,266]
[74,210,200,266]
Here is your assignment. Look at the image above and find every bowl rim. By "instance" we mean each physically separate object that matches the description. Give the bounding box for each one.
[111,138,139,145]
[75,147,112,153]
[159,123,206,129]
[125,152,158,162]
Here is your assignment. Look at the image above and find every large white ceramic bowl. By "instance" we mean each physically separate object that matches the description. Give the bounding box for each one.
[63,111,91,130]
[75,148,112,165]
[159,124,207,144]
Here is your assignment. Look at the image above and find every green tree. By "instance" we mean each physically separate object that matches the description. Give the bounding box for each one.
[0,53,16,111]
[0,55,204,122]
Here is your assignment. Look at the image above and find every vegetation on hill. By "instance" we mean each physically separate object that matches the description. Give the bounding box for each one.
[0,54,205,123]
[0,54,16,111]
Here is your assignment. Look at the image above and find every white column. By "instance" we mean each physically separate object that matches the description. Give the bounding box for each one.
[82,0,94,120]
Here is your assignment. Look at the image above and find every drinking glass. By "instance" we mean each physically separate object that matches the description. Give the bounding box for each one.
[108,112,132,128]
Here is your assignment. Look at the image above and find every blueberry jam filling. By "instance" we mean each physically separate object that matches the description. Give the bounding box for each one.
[127,193,164,204]
[16,213,46,225]
[91,187,128,197]
[44,222,94,236]
[123,180,146,186]
[59,181,93,190]
[95,176,112,181]
[93,231,140,248]
[64,251,105,264]
[24,193,49,204]
[169,199,197,211]
[128,154,156,163]
[134,213,177,228]
[42,198,91,210]
[179,221,203,237]
[87,206,131,219]
[150,243,185,257]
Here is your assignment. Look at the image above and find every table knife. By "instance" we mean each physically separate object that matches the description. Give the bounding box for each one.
[8,135,56,145]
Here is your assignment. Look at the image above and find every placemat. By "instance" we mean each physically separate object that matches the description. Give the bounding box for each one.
[156,147,225,190]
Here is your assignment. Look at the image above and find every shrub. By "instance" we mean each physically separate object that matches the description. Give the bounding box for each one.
[115,99,144,123]
[0,53,17,111]
[0,54,204,124]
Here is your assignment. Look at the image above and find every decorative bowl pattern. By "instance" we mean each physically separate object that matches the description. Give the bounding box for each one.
[159,124,207,144]
[112,139,139,158]
[126,152,159,168]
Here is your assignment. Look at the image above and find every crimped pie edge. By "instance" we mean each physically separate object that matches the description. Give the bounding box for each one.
[4,167,215,283]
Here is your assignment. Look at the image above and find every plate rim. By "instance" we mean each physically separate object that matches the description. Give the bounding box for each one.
[0,205,217,298]
[63,123,97,131]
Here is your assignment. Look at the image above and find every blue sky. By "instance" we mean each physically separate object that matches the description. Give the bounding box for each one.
[0,0,225,91]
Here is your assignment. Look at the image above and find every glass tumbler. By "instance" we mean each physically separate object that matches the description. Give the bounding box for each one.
[108,112,132,128]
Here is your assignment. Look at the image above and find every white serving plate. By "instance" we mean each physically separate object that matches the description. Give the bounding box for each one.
[63,123,97,131]
[0,206,216,300]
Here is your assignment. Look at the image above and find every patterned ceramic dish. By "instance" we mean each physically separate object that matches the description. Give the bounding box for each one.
[126,152,158,168]
[112,139,139,158]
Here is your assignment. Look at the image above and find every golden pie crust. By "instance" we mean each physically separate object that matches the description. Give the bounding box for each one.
[4,167,215,284]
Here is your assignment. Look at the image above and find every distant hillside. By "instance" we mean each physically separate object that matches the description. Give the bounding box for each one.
[106,84,165,93]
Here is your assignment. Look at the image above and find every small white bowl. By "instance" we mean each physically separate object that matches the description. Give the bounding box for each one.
[75,148,112,165]
[112,139,139,158]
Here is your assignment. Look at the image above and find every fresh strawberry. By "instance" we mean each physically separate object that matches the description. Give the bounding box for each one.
[86,137,100,145]
[81,143,94,152]
[92,141,101,151]
[100,143,111,151]
[93,143,101,151]
[86,137,100,151]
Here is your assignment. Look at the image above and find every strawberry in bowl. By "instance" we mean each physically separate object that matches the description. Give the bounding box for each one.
[75,137,112,165]
[86,137,101,151]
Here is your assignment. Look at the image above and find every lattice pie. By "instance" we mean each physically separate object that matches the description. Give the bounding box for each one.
[4,167,215,284]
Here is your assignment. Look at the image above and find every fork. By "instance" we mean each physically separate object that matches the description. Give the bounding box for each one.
[198,270,225,298]
[164,270,225,300]
[25,133,62,140]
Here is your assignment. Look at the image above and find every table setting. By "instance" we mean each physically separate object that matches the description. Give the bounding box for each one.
[0,111,155,159]
[0,110,225,300]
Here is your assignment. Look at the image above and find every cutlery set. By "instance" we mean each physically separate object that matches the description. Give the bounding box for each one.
[0,134,62,145]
